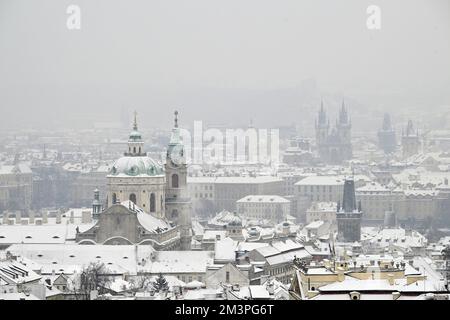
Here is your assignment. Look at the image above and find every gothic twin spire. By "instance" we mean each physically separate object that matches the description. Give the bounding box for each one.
[317,99,350,126]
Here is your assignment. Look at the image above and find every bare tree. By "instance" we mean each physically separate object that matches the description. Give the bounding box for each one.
[129,275,153,294]
[69,262,113,300]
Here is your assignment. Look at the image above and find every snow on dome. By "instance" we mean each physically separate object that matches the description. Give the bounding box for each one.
[128,130,142,141]
[109,156,164,177]
[208,210,243,227]
[228,213,242,226]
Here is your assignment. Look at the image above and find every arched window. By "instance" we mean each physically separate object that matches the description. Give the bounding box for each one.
[133,147,136,154]
[129,193,137,204]
[172,174,179,188]
[172,210,178,219]
[112,193,117,204]
[139,147,141,154]
[150,193,156,212]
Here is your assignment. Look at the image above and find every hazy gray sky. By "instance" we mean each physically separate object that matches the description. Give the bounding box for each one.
[0,0,449,130]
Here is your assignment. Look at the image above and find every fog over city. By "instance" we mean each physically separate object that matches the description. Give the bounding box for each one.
[0,0,449,131]
[1,0,450,305]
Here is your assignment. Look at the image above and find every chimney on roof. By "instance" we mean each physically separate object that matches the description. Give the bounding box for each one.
[387,273,395,286]
[337,268,345,282]
[392,291,401,300]
[267,282,274,295]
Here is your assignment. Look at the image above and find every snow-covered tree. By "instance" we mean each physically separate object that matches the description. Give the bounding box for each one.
[152,273,169,292]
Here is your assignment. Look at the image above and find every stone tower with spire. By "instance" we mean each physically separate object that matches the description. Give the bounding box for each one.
[378,113,397,154]
[336,101,352,152]
[92,188,102,220]
[336,178,362,242]
[401,120,420,158]
[315,100,352,164]
[164,111,192,250]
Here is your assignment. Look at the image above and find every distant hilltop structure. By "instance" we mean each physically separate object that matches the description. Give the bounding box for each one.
[315,100,352,164]
[377,113,397,154]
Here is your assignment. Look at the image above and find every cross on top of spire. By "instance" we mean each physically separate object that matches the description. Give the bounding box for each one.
[174,110,179,128]
[133,110,138,131]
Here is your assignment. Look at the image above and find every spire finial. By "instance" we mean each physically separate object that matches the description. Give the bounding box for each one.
[174,110,179,128]
[133,110,138,131]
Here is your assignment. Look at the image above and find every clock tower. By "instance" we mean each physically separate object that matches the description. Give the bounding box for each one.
[165,111,192,250]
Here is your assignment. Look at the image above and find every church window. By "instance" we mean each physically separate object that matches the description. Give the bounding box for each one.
[150,193,156,212]
[112,193,117,204]
[226,271,230,282]
[133,147,136,154]
[172,174,179,188]
[129,193,137,204]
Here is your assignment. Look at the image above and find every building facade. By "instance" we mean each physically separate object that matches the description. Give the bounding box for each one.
[237,195,290,223]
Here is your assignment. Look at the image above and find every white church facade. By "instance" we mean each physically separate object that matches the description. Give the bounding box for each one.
[76,111,192,250]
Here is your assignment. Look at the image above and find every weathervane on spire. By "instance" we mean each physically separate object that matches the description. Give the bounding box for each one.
[174,110,179,128]
[133,110,138,131]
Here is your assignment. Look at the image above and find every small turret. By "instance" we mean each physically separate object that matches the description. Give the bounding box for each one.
[125,111,145,156]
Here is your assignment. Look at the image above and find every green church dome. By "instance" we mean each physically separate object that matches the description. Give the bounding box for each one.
[129,130,142,141]
[109,156,164,177]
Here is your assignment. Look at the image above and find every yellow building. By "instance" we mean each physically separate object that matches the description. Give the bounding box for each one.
[289,255,432,300]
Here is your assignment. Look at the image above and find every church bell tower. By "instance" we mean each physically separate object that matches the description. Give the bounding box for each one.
[164,111,192,250]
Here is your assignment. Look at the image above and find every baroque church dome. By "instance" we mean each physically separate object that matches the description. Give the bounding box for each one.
[110,156,164,177]
[109,111,164,177]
